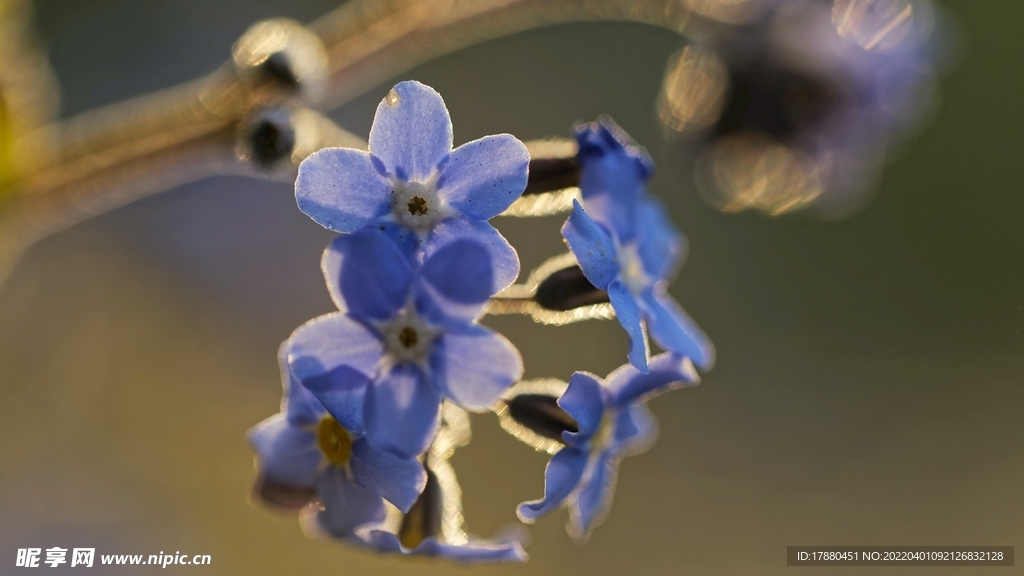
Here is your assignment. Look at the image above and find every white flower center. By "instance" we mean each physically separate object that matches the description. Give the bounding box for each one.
[390,173,449,232]
[381,306,438,365]
[618,243,650,295]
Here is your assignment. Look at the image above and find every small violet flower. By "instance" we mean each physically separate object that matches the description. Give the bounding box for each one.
[562,118,714,373]
[286,229,523,460]
[295,80,530,292]
[517,353,699,540]
[248,346,425,534]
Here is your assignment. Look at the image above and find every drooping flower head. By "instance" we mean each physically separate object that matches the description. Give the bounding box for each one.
[286,229,523,460]
[294,80,530,291]
[517,353,699,541]
[563,118,714,373]
[248,344,426,536]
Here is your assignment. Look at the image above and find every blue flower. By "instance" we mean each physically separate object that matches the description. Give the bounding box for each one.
[300,405,528,563]
[248,345,426,530]
[516,353,699,541]
[562,119,714,373]
[294,80,530,292]
[286,229,523,460]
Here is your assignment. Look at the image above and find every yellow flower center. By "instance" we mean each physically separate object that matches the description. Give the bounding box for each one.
[317,416,352,465]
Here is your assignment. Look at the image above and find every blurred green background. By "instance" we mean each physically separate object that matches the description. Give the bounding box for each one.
[1,0,1022,574]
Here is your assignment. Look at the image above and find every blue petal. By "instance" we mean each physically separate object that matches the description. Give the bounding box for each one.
[248,414,319,489]
[430,325,523,411]
[567,450,620,542]
[516,446,589,523]
[425,217,519,293]
[313,466,388,539]
[641,291,715,371]
[301,365,370,435]
[295,147,391,233]
[278,341,324,427]
[606,351,699,407]
[321,230,414,322]
[607,279,650,373]
[558,372,606,444]
[561,200,619,290]
[368,81,453,181]
[436,134,529,220]
[349,438,426,513]
[635,199,685,282]
[613,404,659,456]
[416,239,493,326]
[575,118,653,243]
[364,365,441,458]
[358,532,527,563]
[286,312,384,383]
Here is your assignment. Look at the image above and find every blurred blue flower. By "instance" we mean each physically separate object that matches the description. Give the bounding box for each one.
[563,120,714,373]
[659,0,954,216]
[248,345,425,527]
[294,80,530,291]
[286,229,523,460]
[517,353,699,541]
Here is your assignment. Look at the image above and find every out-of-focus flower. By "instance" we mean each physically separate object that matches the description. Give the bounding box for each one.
[248,345,425,523]
[517,353,699,541]
[294,80,529,291]
[286,230,522,460]
[659,0,952,216]
[562,119,714,373]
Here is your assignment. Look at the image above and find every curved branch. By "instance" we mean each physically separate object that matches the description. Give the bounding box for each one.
[0,0,718,280]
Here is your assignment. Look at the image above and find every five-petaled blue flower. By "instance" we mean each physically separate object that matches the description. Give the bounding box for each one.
[517,353,699,540]
[286,229,523,460]
[248,345,425,535]
[562,118,714,373]
[295,80,530,292]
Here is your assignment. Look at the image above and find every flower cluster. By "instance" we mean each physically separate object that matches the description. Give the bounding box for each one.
[248,81,713,563]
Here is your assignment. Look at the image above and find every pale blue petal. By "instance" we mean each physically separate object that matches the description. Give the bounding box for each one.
[358,532,527,563]
[606,352,699,407]
[248,414,319,489]
[321,231,414,321]
[558,371,606,444]
[416,239,493,326]
[516,446,588,522]
[430,325,523,411]
[286,312,384,383]
[561,200,619,290]
[368,81,453,181]
[425,218,519,293]
[641,291,715,371]
[364,365,441,458]
[436,134,529,220]
[295,147,391,233]
[301,365,370,435]
[350,438,426,513]
[417,540,528,563]
[607,279,650,373]
[278,341,325,427]
[314,466,388,539]
[636,199,685,281]
[567,450,620,541]
[613,404,659,456]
